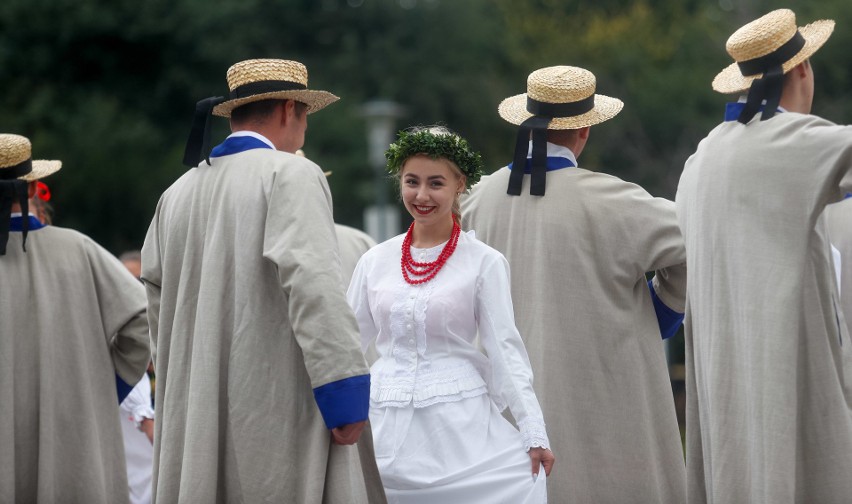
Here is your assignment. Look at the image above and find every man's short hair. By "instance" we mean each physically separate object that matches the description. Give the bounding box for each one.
[230,99,308,123]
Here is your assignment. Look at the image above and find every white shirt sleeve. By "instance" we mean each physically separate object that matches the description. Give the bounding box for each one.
[347,256,380,355]
[119,373,154,425]
[476,254,550,451]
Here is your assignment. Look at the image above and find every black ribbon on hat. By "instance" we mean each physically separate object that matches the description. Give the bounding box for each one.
[182,96,225,167]
[737,31,806,124]
[0,159,32,256]
[228,79,306,99]
[507,95,595,196]
[182,80,309,168]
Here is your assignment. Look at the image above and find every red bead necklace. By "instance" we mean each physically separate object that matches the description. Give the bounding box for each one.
[401,217,461,285]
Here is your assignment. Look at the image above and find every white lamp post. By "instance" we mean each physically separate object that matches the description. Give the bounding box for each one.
[361,100,405,242]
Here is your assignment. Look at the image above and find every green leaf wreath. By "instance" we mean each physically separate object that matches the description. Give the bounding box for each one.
[385,129,484,189]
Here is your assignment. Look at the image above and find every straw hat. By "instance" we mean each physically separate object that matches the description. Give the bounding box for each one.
[713,9,834,94]
[0,134,61,182]
[211,59,339,117]
[498,66,623,129]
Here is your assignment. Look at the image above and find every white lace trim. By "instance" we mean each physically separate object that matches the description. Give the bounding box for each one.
[371,363,489,407]
[371,387,489,409]
[517,417,550,451]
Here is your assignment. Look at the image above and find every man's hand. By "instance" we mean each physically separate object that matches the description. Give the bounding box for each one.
[331,420,367,445]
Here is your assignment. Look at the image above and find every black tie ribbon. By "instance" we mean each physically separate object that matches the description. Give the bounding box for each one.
[737,31,806,124]
[182,96,225,167]
[507,95,595,196]
[508,116,550,196]
[182,80,309,168]
[0,159,33,255]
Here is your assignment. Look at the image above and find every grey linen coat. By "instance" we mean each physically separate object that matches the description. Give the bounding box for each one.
[335,224,377,288]
[142,149,384,504]
[462,165,687,504]
[676,112,852,503]
[0,225,150,504]
[826,198,852,336]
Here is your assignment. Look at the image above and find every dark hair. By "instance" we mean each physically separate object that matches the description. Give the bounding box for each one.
[230,99,308,123]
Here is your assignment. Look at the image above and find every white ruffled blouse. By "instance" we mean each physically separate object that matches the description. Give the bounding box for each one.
[347,230,549,450]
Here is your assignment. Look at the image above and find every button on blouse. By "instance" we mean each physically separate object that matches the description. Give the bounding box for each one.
[347,231,549,450]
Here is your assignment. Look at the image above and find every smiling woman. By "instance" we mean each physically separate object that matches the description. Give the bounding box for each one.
[346,126,555,503]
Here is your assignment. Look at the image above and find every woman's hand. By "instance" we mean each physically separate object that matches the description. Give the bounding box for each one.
[529,447,555,479]
[140,418,155,445]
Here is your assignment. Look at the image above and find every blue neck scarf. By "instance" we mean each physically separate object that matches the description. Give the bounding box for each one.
[724,102,784,123]
[10,215,45,232]
[209,136,273,158]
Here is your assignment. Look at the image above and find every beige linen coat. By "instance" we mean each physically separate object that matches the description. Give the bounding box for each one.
[462,165,687,504]
[0,225,150,504]
[676,112,852,503]
[335,224,377,288]
[826,197,852,336]
[142,149,384,504]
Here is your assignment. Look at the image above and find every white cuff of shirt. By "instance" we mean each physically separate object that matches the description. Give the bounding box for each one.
[130,405,155,427]
[518,417,550,451]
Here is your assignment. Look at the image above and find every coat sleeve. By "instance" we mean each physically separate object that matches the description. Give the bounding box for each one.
[476,253,550,451]
[609,183,687,333]
[141,198,163,367]
[262,160,370,429]
[84,238,151,401]
[796,119,852,207]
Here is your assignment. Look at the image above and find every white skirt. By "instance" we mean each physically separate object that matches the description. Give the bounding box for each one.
[370,394,547,504]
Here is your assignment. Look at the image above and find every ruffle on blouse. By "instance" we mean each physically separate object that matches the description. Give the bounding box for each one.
[371,362,489,408]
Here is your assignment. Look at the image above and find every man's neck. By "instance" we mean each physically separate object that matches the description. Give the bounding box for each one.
[778,96,810,114]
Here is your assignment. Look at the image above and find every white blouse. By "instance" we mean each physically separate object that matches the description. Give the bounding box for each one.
[347,230,549,450]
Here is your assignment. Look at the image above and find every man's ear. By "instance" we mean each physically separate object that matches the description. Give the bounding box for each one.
[578,126,590,141]
[280,100,295,125]
[793,60,809,79]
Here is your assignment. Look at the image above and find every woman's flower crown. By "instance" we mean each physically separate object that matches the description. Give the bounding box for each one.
[385,128,484,189]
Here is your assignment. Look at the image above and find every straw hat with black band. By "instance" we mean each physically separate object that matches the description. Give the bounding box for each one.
[498,66,623,196]
[713,9,834,124]
[183,58,340,168]
[0,134,62,255]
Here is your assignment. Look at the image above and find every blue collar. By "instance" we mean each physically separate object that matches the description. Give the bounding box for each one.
[508,156,575,174]
[845,193,852,200]
[210,136,274,158]
[10,215,45,232]
[724,102,784,122]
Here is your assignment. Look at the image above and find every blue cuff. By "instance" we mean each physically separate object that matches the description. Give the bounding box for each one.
[116,374,134,404]
[313,374,370,429]
[648,280,684,340]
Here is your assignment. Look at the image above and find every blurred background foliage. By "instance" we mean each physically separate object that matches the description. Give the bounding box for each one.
[2,0,849,252]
